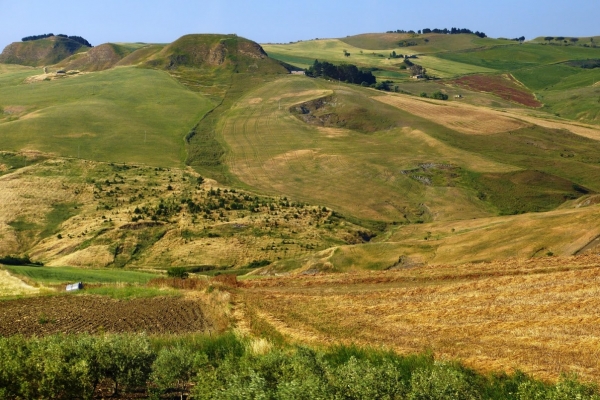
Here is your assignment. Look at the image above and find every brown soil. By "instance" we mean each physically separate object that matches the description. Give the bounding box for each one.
[450,74,542,107]
[0,295,213,336]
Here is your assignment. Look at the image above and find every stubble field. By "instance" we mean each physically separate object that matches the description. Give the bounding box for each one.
[240,254,600,382]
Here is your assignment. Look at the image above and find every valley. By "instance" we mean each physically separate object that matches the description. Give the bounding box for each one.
[1,29,600,396]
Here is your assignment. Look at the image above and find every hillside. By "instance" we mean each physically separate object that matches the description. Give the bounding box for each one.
[0,36,88,66]
[3,29,600,391]
[55,43,151,72]
[0,31,599,273]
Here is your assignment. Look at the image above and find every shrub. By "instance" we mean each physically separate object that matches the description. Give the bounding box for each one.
[408,363,481,400]
[151,344,207,399]
[167,267,189,279]
[431,91,449,100]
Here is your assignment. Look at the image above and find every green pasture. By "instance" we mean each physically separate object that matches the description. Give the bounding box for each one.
[414,55,496,78]
[339,32,512,53]
[3,265,160,285]
[215,75,525,222]
[512,64,584,90]
[436,43,600,72]
[264,39,415,71]
[264,37,512,79]
[213,74,600,223]
[0,66,214,167]
[79,285,180,299]
[540,85,600,123]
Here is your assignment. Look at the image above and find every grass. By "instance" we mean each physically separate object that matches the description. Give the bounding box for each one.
[410,55,496,78]
[214,75,515,222]
[512,63,584,91]
[338,32,514,53]
[3,265,160,285]
[0,66,213,167]
[77,285,180,299]
[436,43,600,72]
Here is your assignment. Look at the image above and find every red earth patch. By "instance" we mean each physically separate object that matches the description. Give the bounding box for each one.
[449,74,542,107]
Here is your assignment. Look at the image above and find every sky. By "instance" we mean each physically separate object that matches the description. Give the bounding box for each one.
[0,0,598,51]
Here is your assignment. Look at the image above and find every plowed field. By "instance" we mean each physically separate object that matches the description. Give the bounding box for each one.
[450,74,542,107]
[0,295,212,336]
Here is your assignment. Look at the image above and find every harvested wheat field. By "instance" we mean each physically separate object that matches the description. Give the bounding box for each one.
[374,93,526,135]
[240,254,600,382]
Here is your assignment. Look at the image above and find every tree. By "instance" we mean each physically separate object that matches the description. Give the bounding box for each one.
[151,345,207,400]
[409,64,426,77]
[167,267,189,279]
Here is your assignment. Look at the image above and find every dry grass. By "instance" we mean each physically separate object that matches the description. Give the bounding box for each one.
[240,254,600,382]
[0,269,40,296]
[502,110,600,141]
[374,93,526,135]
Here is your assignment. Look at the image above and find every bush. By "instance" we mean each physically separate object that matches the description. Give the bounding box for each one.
[167,267,189,279]
[151,344,207,398]
[431,91,449,100]
[409,363,481,400]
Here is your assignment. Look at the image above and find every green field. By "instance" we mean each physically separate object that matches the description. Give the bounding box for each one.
[0,66,213,167]
[3,265,160,285]
[339,32,514,53]
[436,43,600,72]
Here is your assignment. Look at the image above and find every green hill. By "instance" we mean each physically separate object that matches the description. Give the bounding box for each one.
[0,36,88,66]
[146,34,288,73]
[55,43,131,72]
[1,31,600,272]
[0,66,213,167]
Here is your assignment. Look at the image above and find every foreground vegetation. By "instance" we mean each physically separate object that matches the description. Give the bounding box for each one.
[1,332,598,399]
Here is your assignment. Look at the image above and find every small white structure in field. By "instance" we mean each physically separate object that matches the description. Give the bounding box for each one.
[66,282,83,291]
[455,94,463,98]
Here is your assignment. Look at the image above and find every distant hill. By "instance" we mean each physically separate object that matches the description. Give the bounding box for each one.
[0,36,88,66]
[146,34,289,73]
[56,43,159,72]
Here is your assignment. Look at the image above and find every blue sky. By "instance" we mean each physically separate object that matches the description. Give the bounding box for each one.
[0,0,598,51]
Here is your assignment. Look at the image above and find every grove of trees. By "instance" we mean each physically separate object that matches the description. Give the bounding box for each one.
[305,59,376,86]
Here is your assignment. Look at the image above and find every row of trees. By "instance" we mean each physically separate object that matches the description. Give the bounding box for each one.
[2,333,599,399]
[386,28,487,38]
[21,33,92,47]
[422,27,487,38]
[306,59,377,86]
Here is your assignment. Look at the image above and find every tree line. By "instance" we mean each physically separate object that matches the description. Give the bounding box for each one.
[386,28,487,38]
[22,33,92,47]
[306,59,377,86]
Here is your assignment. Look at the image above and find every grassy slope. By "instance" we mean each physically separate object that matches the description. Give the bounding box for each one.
[264,34,511,78]
[0,66,213,167]
[0,37,87,66]
[3,265,159,285]
[339,32,511,52]
[264,38,497,77]
[436,43,600,71]
[513,63,600,124]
